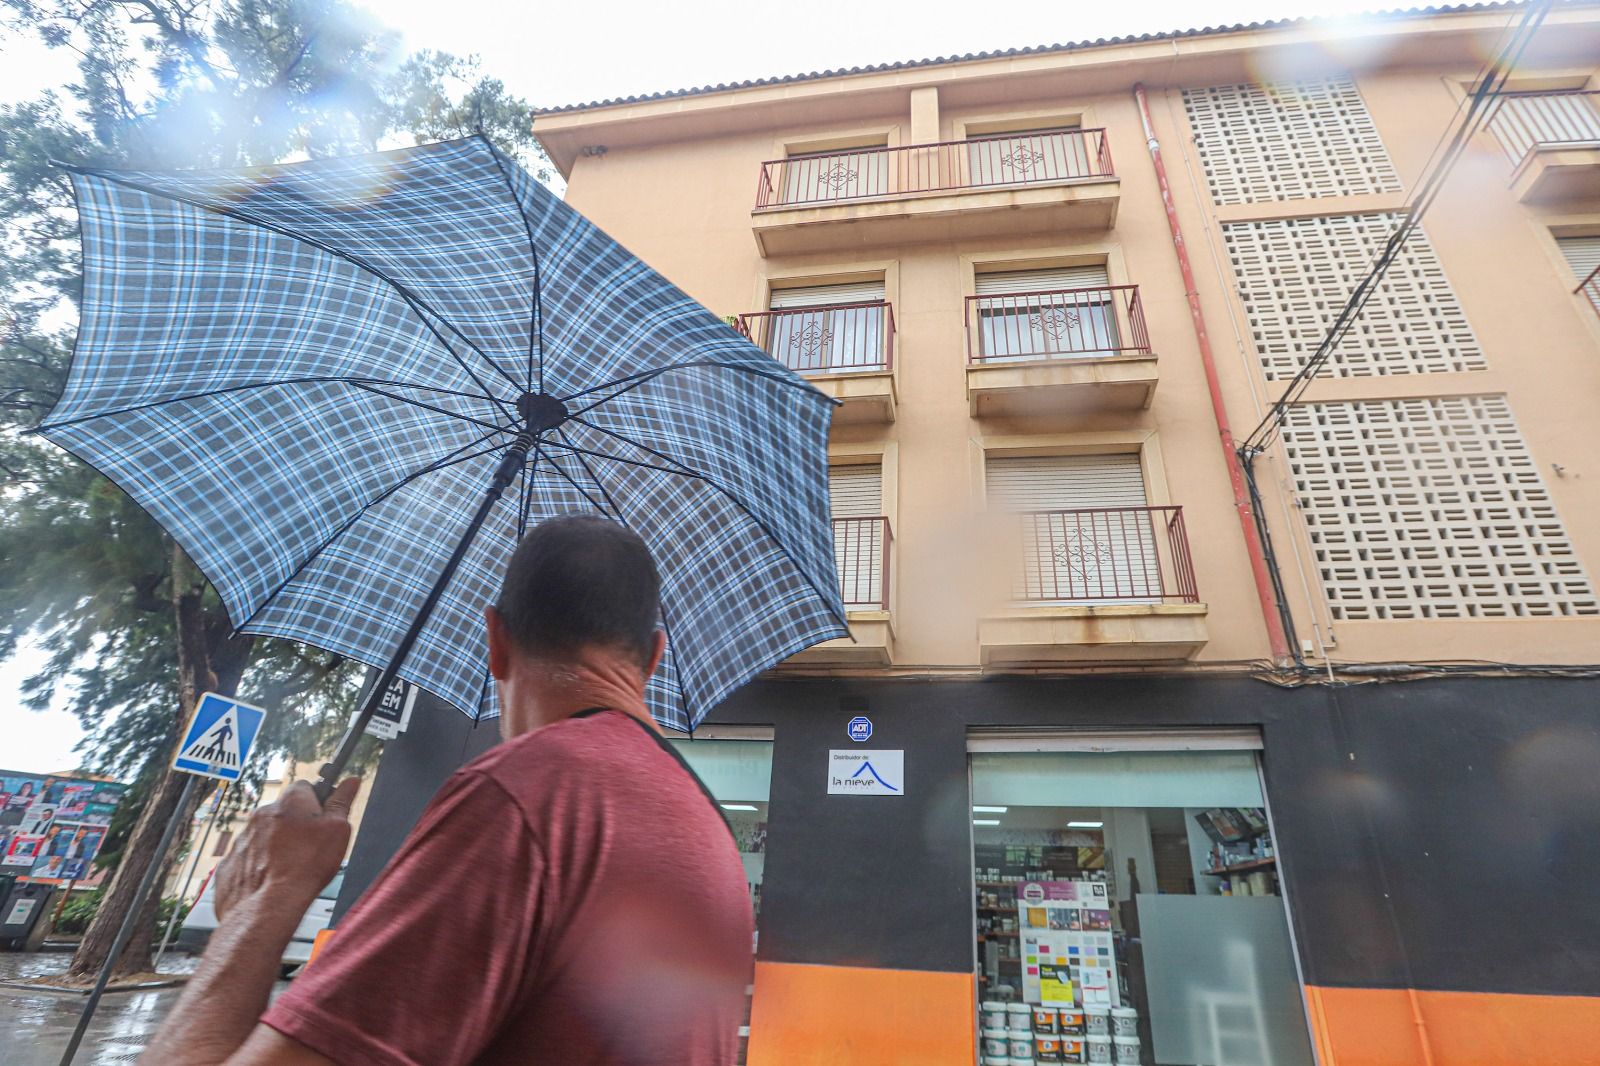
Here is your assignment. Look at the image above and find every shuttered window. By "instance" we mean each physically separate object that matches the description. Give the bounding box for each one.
[973,266,1118,360]
[966,125,1093,185]
[829,465,885,607]
[779,143,890,204]
[1556,235,1600,283]
[761,281,888,374]
[986,455,1160,602]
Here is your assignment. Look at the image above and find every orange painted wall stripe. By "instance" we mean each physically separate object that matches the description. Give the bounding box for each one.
[747,961,975,1065]
[1307,985,1600,1065]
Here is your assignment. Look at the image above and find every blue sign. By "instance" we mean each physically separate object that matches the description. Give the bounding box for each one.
[172,693,267,782]
[847,716,874,743]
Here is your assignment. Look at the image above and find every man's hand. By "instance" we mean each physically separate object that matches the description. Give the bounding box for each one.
[215,778,359,921]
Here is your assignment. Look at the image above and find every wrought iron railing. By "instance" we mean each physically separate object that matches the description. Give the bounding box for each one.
[1489,89,1600,165]
[965,284,1151,362]
[834,516,891,609]
[1578,264,1600,322]
[736,302,894,373]
[1010,506,1197,604]
[754,128,1114,209]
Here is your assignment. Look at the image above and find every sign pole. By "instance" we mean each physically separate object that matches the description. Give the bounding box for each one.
[57,774,197,1066]
[153,783,228,970]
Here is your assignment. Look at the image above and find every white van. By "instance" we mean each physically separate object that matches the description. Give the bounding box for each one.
[178,865,344,976]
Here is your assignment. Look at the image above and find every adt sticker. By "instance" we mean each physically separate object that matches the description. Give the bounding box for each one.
[847,716,873,743]
[173,693,266,782]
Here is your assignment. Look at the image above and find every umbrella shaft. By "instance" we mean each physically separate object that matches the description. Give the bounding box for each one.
[315,431,534,803]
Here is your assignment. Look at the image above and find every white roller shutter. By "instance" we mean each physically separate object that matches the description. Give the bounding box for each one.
[1557,236,1600,283]
[769,280,885,309]
[986,455,1160,603]
[975,266,1109,295]
[828,466,885,607]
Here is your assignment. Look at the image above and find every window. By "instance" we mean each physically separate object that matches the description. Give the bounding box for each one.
[1489,90,1600,164]
[765,280,888,373]
[1280,396,1599,620]
[966,125,1093,186]
[986,454,1160,603]
[1183,75,1402,205]
[970,738,1314,1066]
[1556,234,1600,284]
[828,464,886,608]
[1223,213,1487,379]
[973,266,1117,361]
[778,140,890,205]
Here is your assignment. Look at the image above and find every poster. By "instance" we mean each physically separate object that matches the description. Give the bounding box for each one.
[1019,879,1121,1007]
[0,771,126,885]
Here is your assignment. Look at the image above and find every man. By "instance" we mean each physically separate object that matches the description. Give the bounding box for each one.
[143,515,754,1065]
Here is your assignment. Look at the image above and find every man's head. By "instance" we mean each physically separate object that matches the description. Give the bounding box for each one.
[485,515,666,733]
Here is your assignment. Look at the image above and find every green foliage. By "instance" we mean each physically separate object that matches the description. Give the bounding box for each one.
[49,888,189,936]
[0,0,542,828]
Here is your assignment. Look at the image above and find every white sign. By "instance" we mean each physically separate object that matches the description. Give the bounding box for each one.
[827,749,904,796]
[173,693,267,782]
[352,676,418,740]
[5,897,37,926]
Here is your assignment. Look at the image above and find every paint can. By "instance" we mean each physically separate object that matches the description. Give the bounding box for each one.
[1086,1034,1113,1064]
[1058,1008,1085,1036]
[1059,1035,1086,1063]
[1085,1006,1111,1037]
[985,1058,1013,1066]
[1032,1005,1058,1033]
[982,1002,1008,1030]
[1110,1006,1138,1038]
[1007,1003,1033,1030]
[1009,1029,1036,1059]
[1113,1036,1140,1065]
[982,1028,1010,1058]
[1033,1032,1064,1062]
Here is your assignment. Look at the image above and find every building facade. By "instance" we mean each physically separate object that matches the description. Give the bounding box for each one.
[339,6,1600,1064]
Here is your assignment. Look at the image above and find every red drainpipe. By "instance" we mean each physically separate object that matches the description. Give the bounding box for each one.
[1132,83,1292,664]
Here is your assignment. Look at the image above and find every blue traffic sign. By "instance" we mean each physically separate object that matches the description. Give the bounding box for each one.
[173,693,266,782]
[847,716,874,743]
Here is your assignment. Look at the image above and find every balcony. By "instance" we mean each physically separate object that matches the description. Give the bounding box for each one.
[1578,265,1600,323]
[978,506,1209,665]
[750,129,1120,256]
[1490,90,1600,203]
[736,302,896,422]
[965,285,1159,417]
[786,516,894,666]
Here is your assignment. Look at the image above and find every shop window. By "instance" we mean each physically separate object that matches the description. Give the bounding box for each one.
[971,743,1314,1066]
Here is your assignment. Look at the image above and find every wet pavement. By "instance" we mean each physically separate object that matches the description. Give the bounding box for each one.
[0,950,288,1065]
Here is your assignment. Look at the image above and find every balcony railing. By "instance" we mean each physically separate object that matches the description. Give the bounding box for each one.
[736,301,894,374]
[1010,506,1198,604]
[1579,264,1600,322]
[1489,89,1600,165]
[834,516,891,610]
[754,128,1114,209]
[966,285,1151,363]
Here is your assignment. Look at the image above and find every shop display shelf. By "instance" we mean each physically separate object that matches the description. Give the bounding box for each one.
[976,905,1017,913]
[1201,856,1277,876]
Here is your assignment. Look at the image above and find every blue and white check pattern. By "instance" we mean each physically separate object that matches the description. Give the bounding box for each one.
[42,137,847,730]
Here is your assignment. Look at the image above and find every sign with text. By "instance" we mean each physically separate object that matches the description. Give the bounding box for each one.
[352,673,418,740]
[826,749,904,796]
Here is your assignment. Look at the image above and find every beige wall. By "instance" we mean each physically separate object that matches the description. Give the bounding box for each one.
[537,6,1600,673]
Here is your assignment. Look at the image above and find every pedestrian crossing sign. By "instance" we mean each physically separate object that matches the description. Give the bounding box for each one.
[173,692,266,782]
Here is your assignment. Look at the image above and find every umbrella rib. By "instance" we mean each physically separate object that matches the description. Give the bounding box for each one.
[347,381,511,434]
[58,164,524,405]
[32,376,484,433]
[231,428,508,635]
[552,428,696,724]
[562,360,831,406]
[557,418,851,634]
[482,137,545,395]
[516,441,540,540]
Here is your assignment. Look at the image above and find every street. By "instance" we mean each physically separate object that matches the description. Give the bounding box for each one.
[0,952,288,1065]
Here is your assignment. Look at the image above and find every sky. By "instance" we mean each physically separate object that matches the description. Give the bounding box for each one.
[0,0,1407,775]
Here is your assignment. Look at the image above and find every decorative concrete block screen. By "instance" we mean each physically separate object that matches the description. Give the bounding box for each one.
[1182,75,1403,205]
[1280,396,1598,621]
[1222,212,1487,379]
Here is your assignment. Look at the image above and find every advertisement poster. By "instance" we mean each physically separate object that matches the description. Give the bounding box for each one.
[0,772,126,885]
[1020,880,1121,1007]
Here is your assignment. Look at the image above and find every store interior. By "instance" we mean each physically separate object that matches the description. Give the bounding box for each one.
[971,750,1313,1066]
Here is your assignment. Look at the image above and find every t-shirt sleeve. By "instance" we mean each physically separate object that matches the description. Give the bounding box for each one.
[262,769,544,1066]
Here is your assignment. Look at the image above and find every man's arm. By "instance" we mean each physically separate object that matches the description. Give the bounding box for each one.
[139,778,358,1066]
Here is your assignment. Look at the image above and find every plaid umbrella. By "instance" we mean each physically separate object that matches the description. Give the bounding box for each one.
[38,135,846,785]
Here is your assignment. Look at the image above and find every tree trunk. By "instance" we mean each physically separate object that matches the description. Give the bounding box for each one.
[67,545,225,980]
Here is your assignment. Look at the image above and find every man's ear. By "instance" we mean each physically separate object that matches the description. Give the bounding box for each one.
[485,605,511,681]
[644,629,667,681]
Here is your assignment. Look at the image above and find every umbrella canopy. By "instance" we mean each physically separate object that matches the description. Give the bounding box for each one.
[39,135,848,733]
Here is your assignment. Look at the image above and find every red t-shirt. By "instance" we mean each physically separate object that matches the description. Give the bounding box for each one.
[263,709,754,1066]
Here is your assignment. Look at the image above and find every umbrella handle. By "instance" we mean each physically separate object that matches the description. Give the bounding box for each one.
[313,430,534,805]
